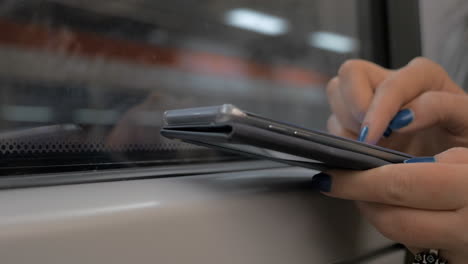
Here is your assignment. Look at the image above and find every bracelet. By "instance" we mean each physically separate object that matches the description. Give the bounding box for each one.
[413,249,448,264]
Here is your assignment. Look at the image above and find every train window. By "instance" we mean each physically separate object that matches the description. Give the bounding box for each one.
[0,0,364,175]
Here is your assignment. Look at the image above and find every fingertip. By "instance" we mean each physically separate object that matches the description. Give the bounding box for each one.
[434,147,468,164]
[376,109,416,140]
[357,126,369,142]
[404,157,436,163]
[357,125,381,145]
[383,127,393,138]
[388,109,415,131]
[311,172,332,193]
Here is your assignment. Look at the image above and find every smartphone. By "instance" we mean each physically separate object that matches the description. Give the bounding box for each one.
[161,104,412,170]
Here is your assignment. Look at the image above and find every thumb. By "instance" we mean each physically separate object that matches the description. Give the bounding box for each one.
[403,147,468,164]
[434,147,468,164]
[384,91,468,137]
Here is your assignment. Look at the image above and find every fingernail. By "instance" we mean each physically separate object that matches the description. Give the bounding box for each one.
[383,127,393,138]
[311,172,332,192]
[358,126,369,142]
[388,109,414,130]
[404,157,436,163]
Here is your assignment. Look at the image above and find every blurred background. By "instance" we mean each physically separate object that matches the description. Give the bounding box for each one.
[420,0,468,89]
[0,0,360,173]
[0,0,464,175]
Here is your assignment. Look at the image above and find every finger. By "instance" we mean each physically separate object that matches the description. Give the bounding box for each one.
[357,202,459,250]
[326,77,361,132]
[323,163,468,210]
[326,114,357,139]
[387,92,468,136]
[406,147,468,164]
[362,57,464,144]
[355,202,423,257]
[337,60,389,124]
[435,147,468,164]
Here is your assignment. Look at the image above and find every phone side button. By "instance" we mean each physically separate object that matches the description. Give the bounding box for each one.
[293,130,307,139]
[268,124,290,134]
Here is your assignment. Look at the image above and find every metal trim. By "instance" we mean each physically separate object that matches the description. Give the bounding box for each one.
[0,160,288,190]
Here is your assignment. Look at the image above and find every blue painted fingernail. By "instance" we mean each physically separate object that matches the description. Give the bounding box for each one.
[383,127,393,138]
[404,157,436,163]
[311,172,332,192]
[358,126,369,142]
[388,109,414,130]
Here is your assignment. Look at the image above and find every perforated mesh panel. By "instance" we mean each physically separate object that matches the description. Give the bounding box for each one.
[0,140,201,155]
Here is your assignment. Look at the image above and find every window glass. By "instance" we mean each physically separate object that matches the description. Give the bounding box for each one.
[0,0,360,174]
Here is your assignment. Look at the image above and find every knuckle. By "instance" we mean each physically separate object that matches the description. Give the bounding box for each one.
[408,56,431,66]
[443,147,468,156]
[383,168,410,204]
[418,92,468,129]
[338,59,365,76]
[419,91,443,110]
[408,57,449,79]
[336,61,370,121]
[418,91,445,120]
[327,115,359,137]
[408,57,442,71]
[418,90,440,103]
[378,224,402,243]
[349,102,367,123]
[453,214,468,249]
[326,115,336,133]
[372,211,407,242]
[436,147,468,161]
[326,77,339,97]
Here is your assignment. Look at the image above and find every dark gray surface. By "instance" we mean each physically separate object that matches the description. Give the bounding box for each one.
[386,0,422,68]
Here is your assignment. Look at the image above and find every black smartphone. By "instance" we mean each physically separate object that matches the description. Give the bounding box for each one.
[160,104,412,170]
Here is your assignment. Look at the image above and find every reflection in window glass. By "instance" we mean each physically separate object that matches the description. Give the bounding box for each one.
[0,0,359,174]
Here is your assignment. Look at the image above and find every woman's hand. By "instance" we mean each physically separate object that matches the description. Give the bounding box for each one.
[324,57,468,262]
[327,57,468,156]
[313,147,468,263]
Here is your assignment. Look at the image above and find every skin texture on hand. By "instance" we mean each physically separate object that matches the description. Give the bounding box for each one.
[324,58,468,263]
[326,57,468,156]
[321,148,468,263]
